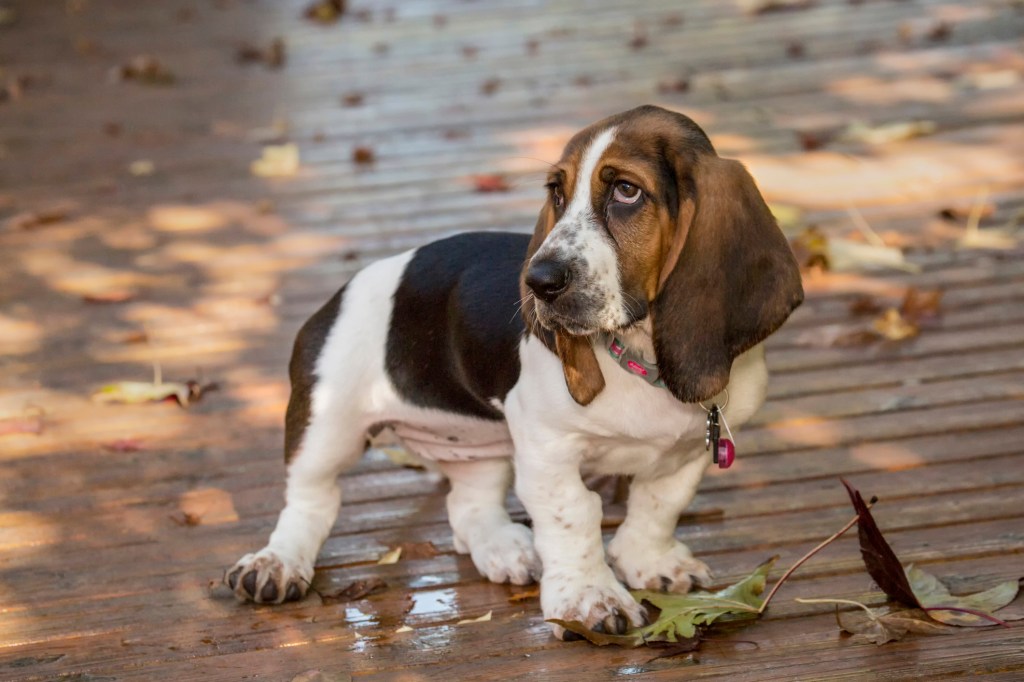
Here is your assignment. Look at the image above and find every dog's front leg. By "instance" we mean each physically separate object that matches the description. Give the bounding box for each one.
[607,446,713,593]
[513,435,648,640]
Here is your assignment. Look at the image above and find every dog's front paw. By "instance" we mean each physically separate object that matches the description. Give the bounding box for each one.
[468,523,542,585]
[608,536,712,593]
[542,570,647,640]
[225,549,312,604]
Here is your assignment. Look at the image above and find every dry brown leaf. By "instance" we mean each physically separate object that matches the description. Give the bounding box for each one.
[0,408,44,437]
[82,289,137,304]
[394,625,413,633]
[472,174,511,193]
[872,309,919,341]
[236,38,286,69]
[480,78,501,95]
[321,577,387,602]
[352,146,375,165]
[848,295,883,316]
[743,0,817,14]
[397,541,440,560]
[5,204,72,230]
[836,604,956,645]
[508,586,541,603]
[789,226,829,270]
[304,0,346,24]
[900,288,943,324]
[101,438,145,452]
[377,547,402,565]
[111,55,176,86]
[169,511,203,527]
[92,379,218,407]
[340,91,365,107]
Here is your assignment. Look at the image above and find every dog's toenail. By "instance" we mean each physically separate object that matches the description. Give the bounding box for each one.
[660,575,672,592]
[260,580,278,602]
[242,570,258,597]
[562,629,584,642]
[591,621,607,634]
[285,582,302,601]
[227,568,241,590]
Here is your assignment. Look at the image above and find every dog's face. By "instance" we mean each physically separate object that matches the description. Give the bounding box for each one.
[522,105,803,406]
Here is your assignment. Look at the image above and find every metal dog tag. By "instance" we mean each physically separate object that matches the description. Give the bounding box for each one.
[706,404,721,463]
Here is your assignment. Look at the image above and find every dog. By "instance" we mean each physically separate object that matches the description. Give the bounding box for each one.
[225,105,803,640]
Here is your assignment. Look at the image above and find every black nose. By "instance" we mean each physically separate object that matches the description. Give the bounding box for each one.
[525,259,572,303]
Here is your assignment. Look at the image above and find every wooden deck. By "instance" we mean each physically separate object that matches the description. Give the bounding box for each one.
[2,0,1024,679]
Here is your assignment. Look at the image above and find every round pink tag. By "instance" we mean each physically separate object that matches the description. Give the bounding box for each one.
[717,438,735,469]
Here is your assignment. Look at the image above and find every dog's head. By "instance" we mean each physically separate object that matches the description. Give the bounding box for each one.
[521,105,803,405]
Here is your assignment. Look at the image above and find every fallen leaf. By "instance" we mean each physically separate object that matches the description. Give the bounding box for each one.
[508,586,541,603]
[769,203,805,233]
[236,38,286,69]
[849,295,883,316]
[340,91,365,107]
[472,174,511,192]
[101,438,145,452]
[830,602,956,645]
[110,55,176,86]
[789,226,829,270]
[549,557,777,647]
[169,511,202,527]
[926,21,952,42]
[321,577,388,602]
[828,238,919,273]
[82,289,137,304]
[838,120,937,145]
[394,625,413,633]
[5,204,72,230]
[906,566,1021,627]
[900,288,943,324]
[352,146,375,165]
[480,78,501,95]
[457,610,492,625]
[304,0,346,24]
[92,379,217,407]
[120,330,149,344]
[938,203,995,222]
[842,480,919,606]
[377,546,402,565]
[252,143,299,178]
[872,308,919,341]
[397,541,439,560]
[0,408,44,437]
[742,0,817,14]
[796,130,830,151]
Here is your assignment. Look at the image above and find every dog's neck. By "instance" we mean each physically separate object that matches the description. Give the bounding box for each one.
[609,318,656,363]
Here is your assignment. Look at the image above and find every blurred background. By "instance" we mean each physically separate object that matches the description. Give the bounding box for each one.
[2,1,1023,680]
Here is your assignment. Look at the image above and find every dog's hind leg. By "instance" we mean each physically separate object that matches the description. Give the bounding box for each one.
[436,458,541,585]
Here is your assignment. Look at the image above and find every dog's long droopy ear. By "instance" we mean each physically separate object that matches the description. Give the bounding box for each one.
[652,155,803,403]
[520,201,606,406]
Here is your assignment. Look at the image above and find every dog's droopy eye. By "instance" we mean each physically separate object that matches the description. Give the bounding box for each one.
[612,181,641,205]
[547,183,564,209]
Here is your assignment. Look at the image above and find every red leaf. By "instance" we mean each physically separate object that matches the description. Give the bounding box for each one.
[321,577,387,602]
[472,174,510,193]
[841,479,921,607]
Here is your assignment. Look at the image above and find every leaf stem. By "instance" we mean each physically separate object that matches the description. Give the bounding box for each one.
[759,502,873,614]
[922,606,1010,628]
[794,597,875,617]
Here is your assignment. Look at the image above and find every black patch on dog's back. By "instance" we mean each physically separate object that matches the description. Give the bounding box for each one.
[386,232,529,420]
[284,285,344,463]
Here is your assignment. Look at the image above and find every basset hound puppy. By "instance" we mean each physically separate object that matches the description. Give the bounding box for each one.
[226,105,803,640]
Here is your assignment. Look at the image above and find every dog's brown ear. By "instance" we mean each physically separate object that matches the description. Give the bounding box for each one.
[652,155,803,403]
[520,199,606,406]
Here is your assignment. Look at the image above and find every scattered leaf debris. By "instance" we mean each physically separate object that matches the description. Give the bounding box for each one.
[0,407,44,437]
[899,288,943,324]
[236,38,286,69]
[397,541,440,560]
[377,546,403,565]
[472,174,511,193]
[848,295,883,316]
[341,91,365,107]
[394,625,413,633]
[4,204,73,230]
[82,289,137,304]
[92,375,218,408]
[352,146,375,165]
[128,160,155,177]
[321,577,388,602]
[508,586,541,603]
[110,55,176,86]
[838,120,936,145]
[871,308,919,341]
[252,143,300,177]
[457,610,493,625]
[806,600,955,645]
[304,0,346,24]
[480,77,501,96]
[743,0,817,15]
[169,511,203,527]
